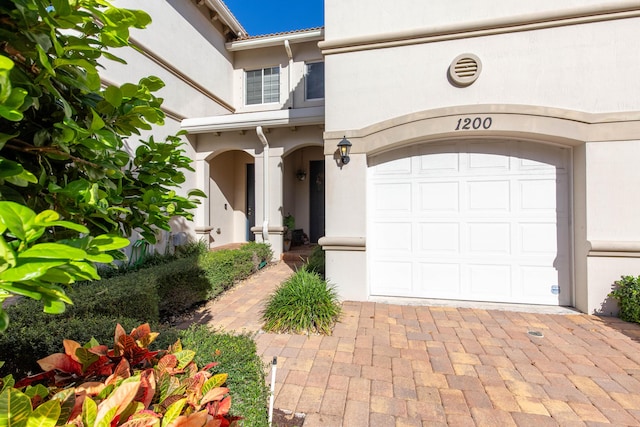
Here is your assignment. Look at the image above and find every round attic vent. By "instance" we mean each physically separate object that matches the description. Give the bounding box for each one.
[449,53,482,87]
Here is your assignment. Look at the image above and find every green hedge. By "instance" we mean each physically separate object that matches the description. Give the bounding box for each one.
[181,325,269,427]
[0,311,144,377]
[0,242,273,378]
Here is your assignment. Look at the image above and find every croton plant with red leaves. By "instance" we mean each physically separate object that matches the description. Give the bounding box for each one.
[0,324,240,427]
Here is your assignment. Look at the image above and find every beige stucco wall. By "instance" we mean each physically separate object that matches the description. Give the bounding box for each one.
[324,17,640,131]
[111,0,234,113]
[322,0,640,313]
[324,0,640,40]
[232,40,324,112]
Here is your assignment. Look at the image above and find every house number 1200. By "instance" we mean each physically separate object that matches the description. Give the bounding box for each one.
[455,117,492,130]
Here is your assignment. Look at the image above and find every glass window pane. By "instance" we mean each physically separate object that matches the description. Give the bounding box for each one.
[246,69,262,105]
[263,67,279,103]
[306,62,324,100]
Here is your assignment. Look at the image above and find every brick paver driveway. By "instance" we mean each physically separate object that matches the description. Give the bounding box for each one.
[195,261,640,426]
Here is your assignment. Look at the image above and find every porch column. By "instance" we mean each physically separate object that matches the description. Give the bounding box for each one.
[194,155,213,245]
[253,146,285,259]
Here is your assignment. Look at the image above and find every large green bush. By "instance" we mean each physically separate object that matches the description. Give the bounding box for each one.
[609,275,640,323]
[262,269,341,335]
[0,311,143,377]
[181,325,269,427]
[0,243,273,377]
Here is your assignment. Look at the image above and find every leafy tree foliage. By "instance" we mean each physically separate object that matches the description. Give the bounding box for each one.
[0,0,204,330]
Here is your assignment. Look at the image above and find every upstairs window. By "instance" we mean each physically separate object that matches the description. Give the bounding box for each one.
[246,66,280,105]
[305,61,324,100]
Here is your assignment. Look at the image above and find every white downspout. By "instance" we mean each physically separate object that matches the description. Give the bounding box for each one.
[284,39,293,109]
[256,126,269,242]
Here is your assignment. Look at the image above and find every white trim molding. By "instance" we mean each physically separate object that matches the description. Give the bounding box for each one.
[320,3,640,55]
[181,106,325,134]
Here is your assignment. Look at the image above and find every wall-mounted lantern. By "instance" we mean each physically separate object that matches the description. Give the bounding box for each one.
[296,170,307,181]
[338,136,352,165]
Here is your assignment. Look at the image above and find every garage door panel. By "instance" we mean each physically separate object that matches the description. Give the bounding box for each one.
[417,262,461,295]
[519,223,558,254]
[518,144,568,171]
[371,261,413,295]
[374,183,412,213]
[419,182,459,212]
[468,264,512,298]
[467,180,511,211]
[468,223,511,254]
[519,179,557,211]
[373,157,412,175]
[521,266,561,300]
[467,145,510,171]
[419,152,459,173]
[374,222,412,251]
[418,222,459,253]
[369,140,571,306]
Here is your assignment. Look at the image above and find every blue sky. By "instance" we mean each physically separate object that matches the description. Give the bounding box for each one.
[223,0,324,36]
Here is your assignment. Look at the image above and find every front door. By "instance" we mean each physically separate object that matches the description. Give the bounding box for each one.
[309,160,325,243]
[246,164,255,241]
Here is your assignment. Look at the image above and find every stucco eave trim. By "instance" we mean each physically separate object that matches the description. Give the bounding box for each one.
[323,104,640,156]
[319,236,366,251]
[181,106,325,134]
[129,37,235,113]
[588,240,640,254]
[319,3,640,54]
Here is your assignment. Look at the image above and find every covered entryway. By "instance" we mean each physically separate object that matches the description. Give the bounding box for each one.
[368,140,571,306]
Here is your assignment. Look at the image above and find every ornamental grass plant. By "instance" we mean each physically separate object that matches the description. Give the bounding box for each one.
[261,268,341,335]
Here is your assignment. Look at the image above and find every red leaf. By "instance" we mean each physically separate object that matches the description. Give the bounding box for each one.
[63,339,82,361]
[169,411,210,427]
[14,370,55,388]
[67,391,86,423]
[89,345,109,356]
[130,323,151,340]
[76,382,106,396]
[157,354,178,373]
[136,369,156,408]
[202,362,218,371]
[217,397,231,416]
[37,353,83,375]
[106,358,131,386]
[113,324,126,356]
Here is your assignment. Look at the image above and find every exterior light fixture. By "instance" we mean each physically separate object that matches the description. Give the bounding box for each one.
[296,170,307,181]
[338,136,352,165]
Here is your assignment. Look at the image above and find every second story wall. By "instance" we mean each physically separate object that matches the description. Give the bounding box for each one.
[322,0,640,131]
[107,0,236,119]
[231,38,324,113]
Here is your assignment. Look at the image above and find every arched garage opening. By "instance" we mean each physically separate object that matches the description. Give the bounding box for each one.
[367,139,572,306]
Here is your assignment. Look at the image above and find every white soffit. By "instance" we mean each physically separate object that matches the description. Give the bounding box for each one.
[226,29,324,51]
[181,106,325,134]
[203,0,246,38]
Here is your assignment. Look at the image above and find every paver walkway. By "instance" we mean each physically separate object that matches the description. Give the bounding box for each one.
[192,261,640,426]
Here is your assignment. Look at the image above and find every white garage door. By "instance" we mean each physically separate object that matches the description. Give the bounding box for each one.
[368,141,571,306]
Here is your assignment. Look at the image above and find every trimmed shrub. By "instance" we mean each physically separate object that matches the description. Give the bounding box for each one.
[262,269,341,335]
[242,241,273,268]
[155,256,211,317]
[0,242,273,379]
[181,325,269,427]
[69,272,160,322]
[0,310,143,377]
[609,275,640,323]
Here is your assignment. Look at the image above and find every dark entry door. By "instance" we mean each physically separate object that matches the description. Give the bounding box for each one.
[309,160,325,243]
[246,164,255,241]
